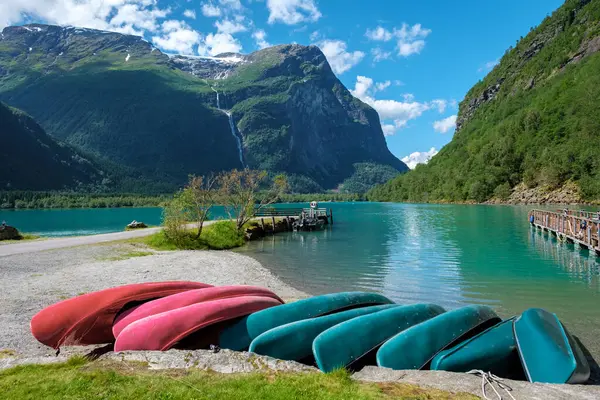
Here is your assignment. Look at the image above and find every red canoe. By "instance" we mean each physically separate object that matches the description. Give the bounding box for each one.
[113,285,283,338]
[31,281,211,349]
[114,295,282,351]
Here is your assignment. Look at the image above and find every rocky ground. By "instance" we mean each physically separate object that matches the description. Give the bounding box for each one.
[488,181,585,205]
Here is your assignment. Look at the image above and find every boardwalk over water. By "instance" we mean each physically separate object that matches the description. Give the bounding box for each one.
[529,209,600,255]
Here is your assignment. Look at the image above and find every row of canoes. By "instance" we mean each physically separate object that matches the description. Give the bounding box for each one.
[30,281,590,384]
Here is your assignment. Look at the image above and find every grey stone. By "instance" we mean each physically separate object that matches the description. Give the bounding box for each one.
[353,366,600,400]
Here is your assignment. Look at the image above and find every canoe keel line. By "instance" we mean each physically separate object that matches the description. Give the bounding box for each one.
[30,283,590,384]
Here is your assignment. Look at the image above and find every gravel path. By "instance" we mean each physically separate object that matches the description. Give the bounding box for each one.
[0,243,306,357]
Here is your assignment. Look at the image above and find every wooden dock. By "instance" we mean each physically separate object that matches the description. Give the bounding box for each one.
[254,205,333,232]
[529,209,600,255]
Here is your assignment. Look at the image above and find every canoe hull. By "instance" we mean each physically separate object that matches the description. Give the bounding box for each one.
[114,295,283,351]
[377,305,500,370]
[514,308,590,384]
[249,304,400,363]
[431,317,525,380]
[112,285,283,338]
[313,303,445,373]
[220,291,394,351]
[30,281,211,348]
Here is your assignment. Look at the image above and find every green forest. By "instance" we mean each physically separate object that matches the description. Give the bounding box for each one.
[369,0,600,203]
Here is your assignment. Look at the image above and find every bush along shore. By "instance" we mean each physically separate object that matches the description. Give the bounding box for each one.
[143,170,294,251]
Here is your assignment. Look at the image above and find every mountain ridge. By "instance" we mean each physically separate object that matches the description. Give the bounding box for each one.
[0,23,406,193]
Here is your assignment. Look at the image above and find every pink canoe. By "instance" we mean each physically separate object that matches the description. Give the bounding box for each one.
[114,295,282,351]
[31,281,211,349]
[112,285,283,338]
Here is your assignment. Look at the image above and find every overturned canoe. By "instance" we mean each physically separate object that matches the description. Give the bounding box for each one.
[114,295,283,351]
[112,286,283,338]
[313,303,445,373]
[431,317,525,380]
[250,304,400,363]
[220,291,394,351]
[514,308,590,384]
[30,281,211,349]
[377,305,500,370]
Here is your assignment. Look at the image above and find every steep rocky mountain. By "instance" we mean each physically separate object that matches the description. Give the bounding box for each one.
[369,0,600,203]
[0,24,406,193]
[0,102,103,190]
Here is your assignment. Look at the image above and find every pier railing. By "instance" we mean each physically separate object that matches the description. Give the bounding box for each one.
[529,209,600,254]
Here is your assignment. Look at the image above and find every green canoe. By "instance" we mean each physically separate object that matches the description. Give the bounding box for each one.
[377,305,500,370]
[219,292,394,351]
[514,308,590,384]
[313,303,445,373]
[249,304,400,363]
[431,317,525,380]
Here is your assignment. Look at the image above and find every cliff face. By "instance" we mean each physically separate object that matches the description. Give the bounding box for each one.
[0,24,405,192]
[368,0,600,203]
[0,102,103,190]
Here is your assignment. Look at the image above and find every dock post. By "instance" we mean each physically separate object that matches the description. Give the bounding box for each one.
[329,208,333,225]
[261,218,265,232]
[271,216,276,234]
[285,216,290,231]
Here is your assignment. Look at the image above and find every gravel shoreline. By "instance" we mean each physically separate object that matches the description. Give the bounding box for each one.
[0,242,307,358]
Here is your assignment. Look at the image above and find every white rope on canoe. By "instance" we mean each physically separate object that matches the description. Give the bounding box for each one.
[467,370,517,400]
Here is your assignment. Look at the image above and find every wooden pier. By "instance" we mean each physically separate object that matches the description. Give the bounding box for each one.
[254,204,333,232]
[529,209,600,255]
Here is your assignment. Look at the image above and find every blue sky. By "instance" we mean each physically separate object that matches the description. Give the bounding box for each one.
[2,0,564,167]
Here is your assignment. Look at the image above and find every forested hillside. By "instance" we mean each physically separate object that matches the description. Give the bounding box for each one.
[369,0,600,203]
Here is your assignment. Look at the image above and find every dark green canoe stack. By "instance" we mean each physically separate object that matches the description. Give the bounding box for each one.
[228,292,590,385]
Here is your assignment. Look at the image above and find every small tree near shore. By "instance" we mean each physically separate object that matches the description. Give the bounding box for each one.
[163,175,216,243]
[219,169,288,231]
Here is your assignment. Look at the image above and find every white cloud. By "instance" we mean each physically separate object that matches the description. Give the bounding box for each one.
[309,30,320,41]
[0,0,171,35]
[364,23,431,57]
[398,40,425,56]
[201,32,242,55]
[478,59,499,72]
[219,0,243,11]
[266,0,321,25]
[433,115,457,133]
[371,47,392,62]
[152,20,202,55]
[401,147,438,169]
[365,26,392,41]
[201,2,222,17]
[215,18,247,34]
[350,75,450,136]
[252,29,271,49]
[317,40,364,75]
[183,9,196,19]
[430,99,447,113]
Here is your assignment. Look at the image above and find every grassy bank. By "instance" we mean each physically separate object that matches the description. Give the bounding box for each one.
[143,221,246,251]
[0,358,475,400]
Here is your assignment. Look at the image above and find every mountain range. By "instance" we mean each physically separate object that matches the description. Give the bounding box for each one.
[0,24,406,193]
[369,0,600,203]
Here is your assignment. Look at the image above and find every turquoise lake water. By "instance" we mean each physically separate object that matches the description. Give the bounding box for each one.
[2,203,600,357]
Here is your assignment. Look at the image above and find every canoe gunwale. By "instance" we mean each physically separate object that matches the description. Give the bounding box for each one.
[420,316,502,370]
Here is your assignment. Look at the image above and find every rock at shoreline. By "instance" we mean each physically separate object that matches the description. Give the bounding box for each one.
[126,221,148,230]
[0,225,21,241]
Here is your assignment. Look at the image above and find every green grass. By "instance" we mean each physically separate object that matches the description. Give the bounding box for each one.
[145,221,246,251]
[0,358,476,400]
